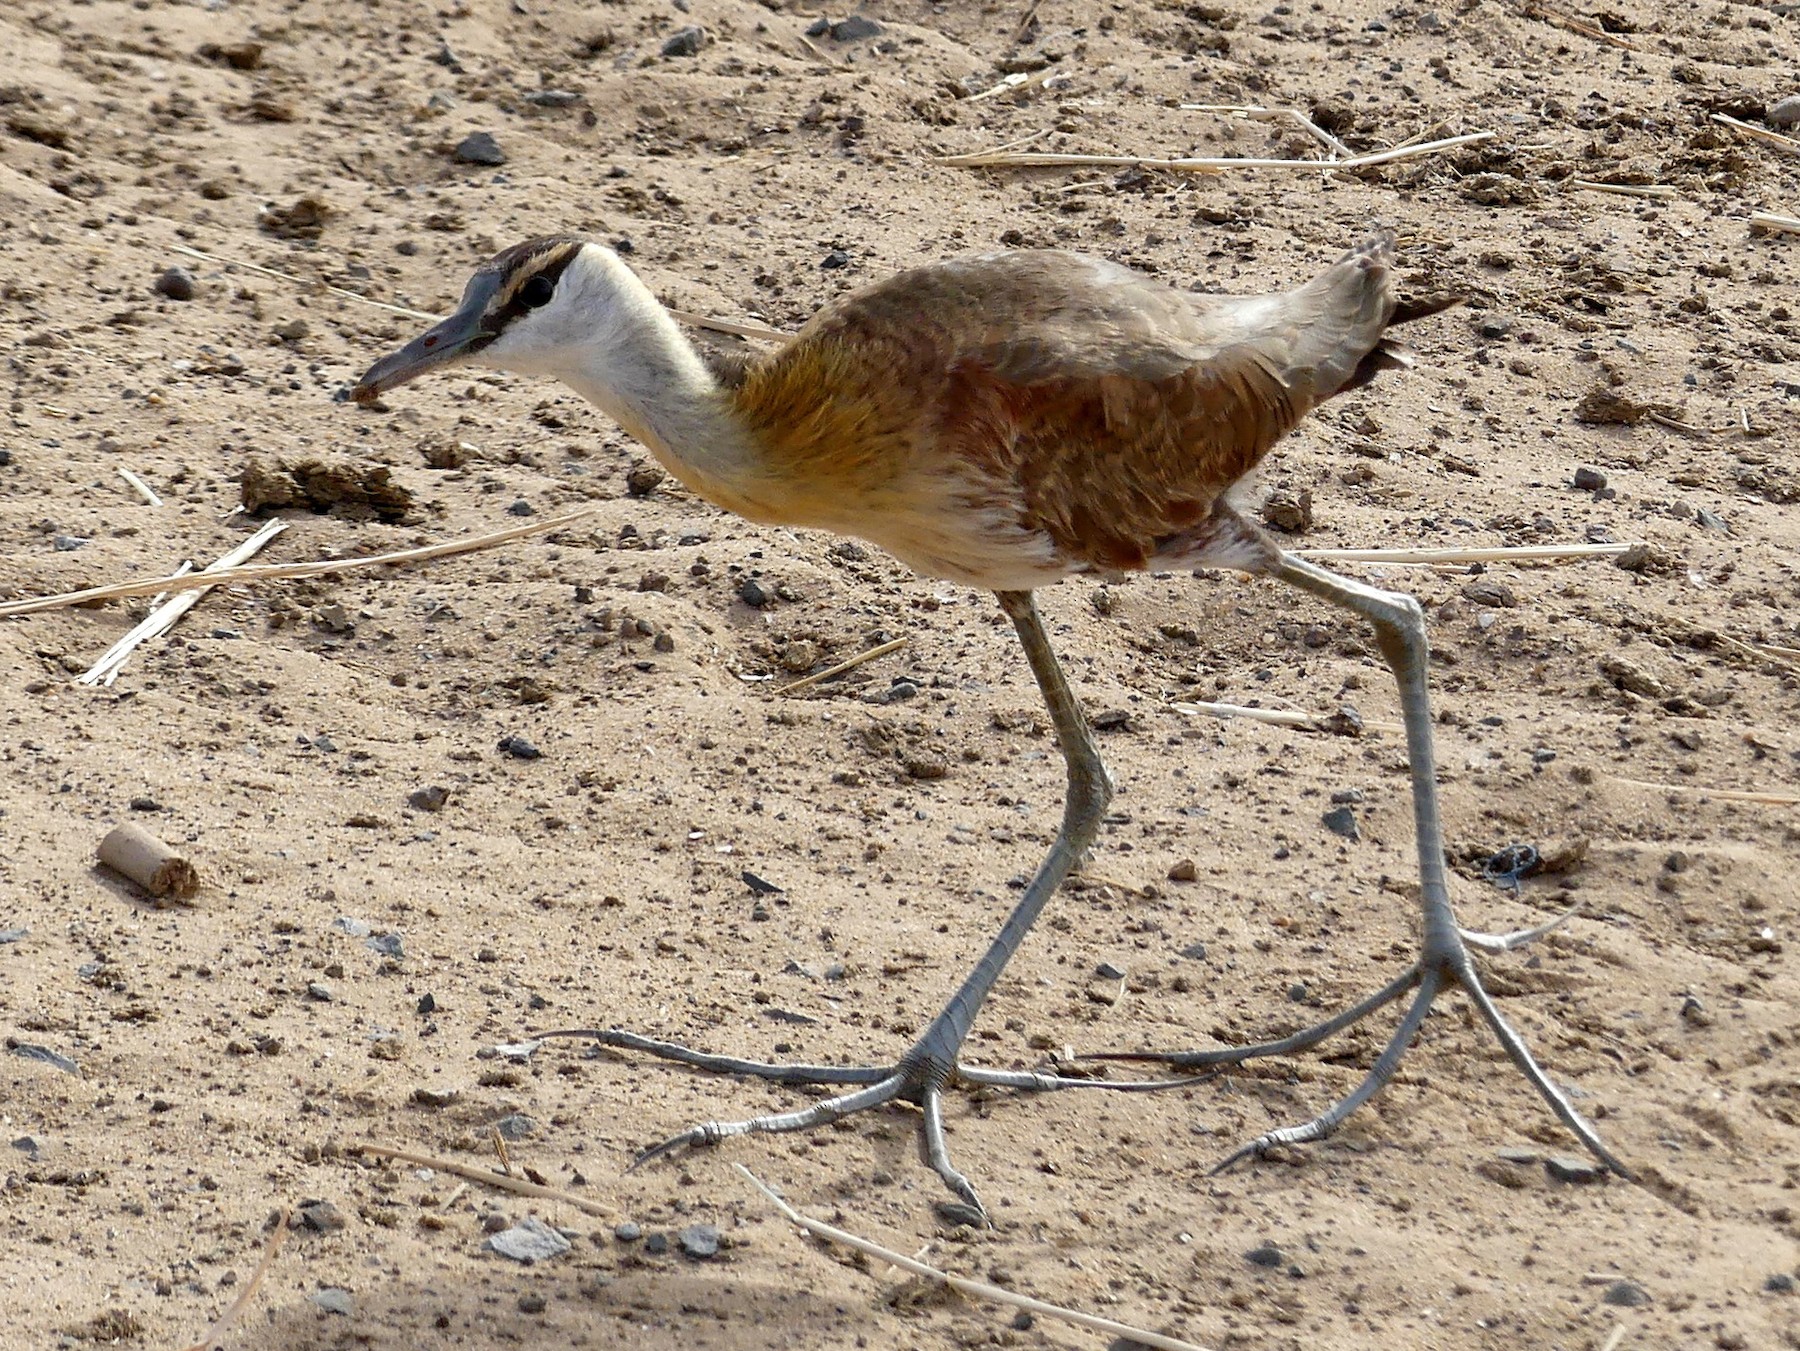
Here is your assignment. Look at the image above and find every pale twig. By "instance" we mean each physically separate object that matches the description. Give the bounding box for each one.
[1172,698,1402,735]
[79,520,287,686]
[178,1208,290,1351]
[169,242,787,342]
[0,507,598,619]
[776,636,910,695]
[939,129,1492,172]
[1295,542,1632,565]
[349,1142,617,1217]
[1609,778,1800,806]
[117,468,162,506]
[1180,103,1354,159]
[1750,211,1800,236]
[1523,4,1637,49]
[735,1165,1213,1351]
[1569,178,1677,201]
[968,68,1068,102]
[489,1126,515,1179]
[1599,1327,1627,1351]
[1643,410,1708,437]
[1711,114,1800,158]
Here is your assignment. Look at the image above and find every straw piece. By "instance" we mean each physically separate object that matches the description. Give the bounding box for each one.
[735,1165,1213,1351]
[1750,211,1800,236]
[967,68,1066,102]
[78,519,286,685]
[1523,4,1638,48]
[777,636,910,695]
[0,507,597,620]
[117,468,162,506]
[1598,1327,1627,1351]
[1294,542,1631,565]
[1180,103,1353,158]
[178,1208,289,1351]
[1643,410,1708,437]
[350,1141,617,1216]
[939,129,1492,172]
[1569,178,1677,201]
[1711,114,1800,158]
[1172,698,1402,735]
[1609,777,1800,806]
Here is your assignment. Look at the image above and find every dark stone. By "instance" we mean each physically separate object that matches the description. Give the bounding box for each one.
[661,25,707,57]
[1321,806,1360,841]
[507,499,535,516]
[408,785,450,813]
[299,1200,348,1233]
[1572,466,1607,492]
[153,267,196,301]
[738,578,771,608]
[1245,1242,1286,1268]
[498,734,541,760]
[1544,1155,1605,1184]
[679,1224,720,1259]
[830,15,883,40]
[1602,1280,1650,1308]
[452,132,507,166]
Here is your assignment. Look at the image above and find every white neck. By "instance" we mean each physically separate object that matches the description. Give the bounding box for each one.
[541,248,765,507]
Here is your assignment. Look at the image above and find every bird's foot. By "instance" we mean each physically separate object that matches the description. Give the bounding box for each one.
[541,1026,1189,1222]
[1088,909,1628,1178]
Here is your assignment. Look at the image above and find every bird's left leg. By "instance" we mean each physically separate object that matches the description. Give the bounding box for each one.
[545,590,1185,1219]
[1097,551,1626,1176]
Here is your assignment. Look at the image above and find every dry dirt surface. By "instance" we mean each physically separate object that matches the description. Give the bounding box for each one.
[3,1,1800,1349]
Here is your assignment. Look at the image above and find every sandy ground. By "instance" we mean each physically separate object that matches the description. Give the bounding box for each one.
[3,1,1799,1348]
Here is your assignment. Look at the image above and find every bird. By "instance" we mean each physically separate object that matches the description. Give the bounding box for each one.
[350,229,1627,1219]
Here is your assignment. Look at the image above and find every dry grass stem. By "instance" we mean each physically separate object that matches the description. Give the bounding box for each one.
[940,130,1491,173]
[1599,1327,1628,1351]
[1643,410,1708,436]
[1750,210,1800,236]
[0,507,597,620]
[350,1142,617,1217]
[1569,178,1677,201]
[1523,4,1638,48]
[1711,114,1800,158]
[178,1208,290,1351]
[117,468,162,506]
[1171,699,1402,734]
[1295,542,1632,565]
[79,520,287,686]
[777,636,911,694]
[1610,778,1800,806]
[489,1126,516,1178]
[170,242,786,341]
[735,1165,1213,1351]
[1180,103,1354,158]
[968,67,1067,102]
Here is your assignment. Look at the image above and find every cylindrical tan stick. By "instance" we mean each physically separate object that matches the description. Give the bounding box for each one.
[97,822,199,901]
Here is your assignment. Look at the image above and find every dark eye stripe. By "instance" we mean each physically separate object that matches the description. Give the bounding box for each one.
[483,241,580,332]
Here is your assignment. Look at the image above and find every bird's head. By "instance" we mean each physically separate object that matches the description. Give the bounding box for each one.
[350,236,634,403]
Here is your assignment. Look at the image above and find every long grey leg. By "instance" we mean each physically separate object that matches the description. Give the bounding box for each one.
[1098,545,1627,1176]
[557,589,1170,1220]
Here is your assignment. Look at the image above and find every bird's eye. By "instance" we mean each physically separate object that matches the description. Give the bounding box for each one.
[518,275,555,309]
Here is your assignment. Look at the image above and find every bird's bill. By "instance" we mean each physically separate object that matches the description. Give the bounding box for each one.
[349,275,498,404]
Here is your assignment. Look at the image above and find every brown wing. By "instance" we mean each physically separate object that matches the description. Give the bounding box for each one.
[732,235,1413,574]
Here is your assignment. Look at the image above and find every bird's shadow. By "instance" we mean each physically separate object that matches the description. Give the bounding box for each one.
[255,1262,878,1349]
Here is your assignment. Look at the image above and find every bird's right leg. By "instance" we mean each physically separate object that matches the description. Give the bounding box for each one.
[543,590,1183,1220]
[1094,550,1626,1176]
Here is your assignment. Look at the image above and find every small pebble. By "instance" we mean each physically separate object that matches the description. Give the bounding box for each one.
[1167,858,1198,882]
[518,1293,548,1314]
[625,463,665,496]
[493,1112,537,1141]
[1245,1242,1286,1269]
[1572,466,1607,492]
[1769,95,1800,129]
[644,1232,670,1256]
[1321,806,1360,841]
[153,267,196,301]
[309,1288,353,1316]
[299,1200,347,1233]
[661,24,706,56]
[1544,1155,1604,1184]
[1602,1280,1651,1308]
[1765,1273,1795,1293]
[11,1135,42,1157]
[678,1224,720,1259]
[1329,787,1364,804]
[481,1211,511,1234]
[1179,941,1207,960]
[1095,961,1127,980]
[506,499,535,516]
[53,534,89,551]
[306,982,333,1002]
[274,318,309,341]
[738,578,771,608]
[498,734,541,760]
[613,1221,642,1243]
[452,131,506,166]
[488,1217,572,1263]
[408,785,450,812]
